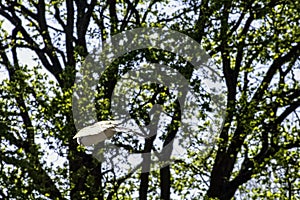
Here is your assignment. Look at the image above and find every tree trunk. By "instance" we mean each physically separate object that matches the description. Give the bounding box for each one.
[160,165,171,200]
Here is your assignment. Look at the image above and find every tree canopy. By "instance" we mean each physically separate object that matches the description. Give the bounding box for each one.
[0,0,299,199]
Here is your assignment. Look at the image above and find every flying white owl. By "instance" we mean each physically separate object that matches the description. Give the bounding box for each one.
[73,120,129,146]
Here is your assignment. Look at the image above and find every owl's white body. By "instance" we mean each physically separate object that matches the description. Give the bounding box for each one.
[73,120,127,146]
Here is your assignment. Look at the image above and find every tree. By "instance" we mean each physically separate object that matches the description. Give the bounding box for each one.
[0,0,299,199]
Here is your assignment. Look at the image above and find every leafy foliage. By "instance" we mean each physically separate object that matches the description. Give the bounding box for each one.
[0,0,299,199]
